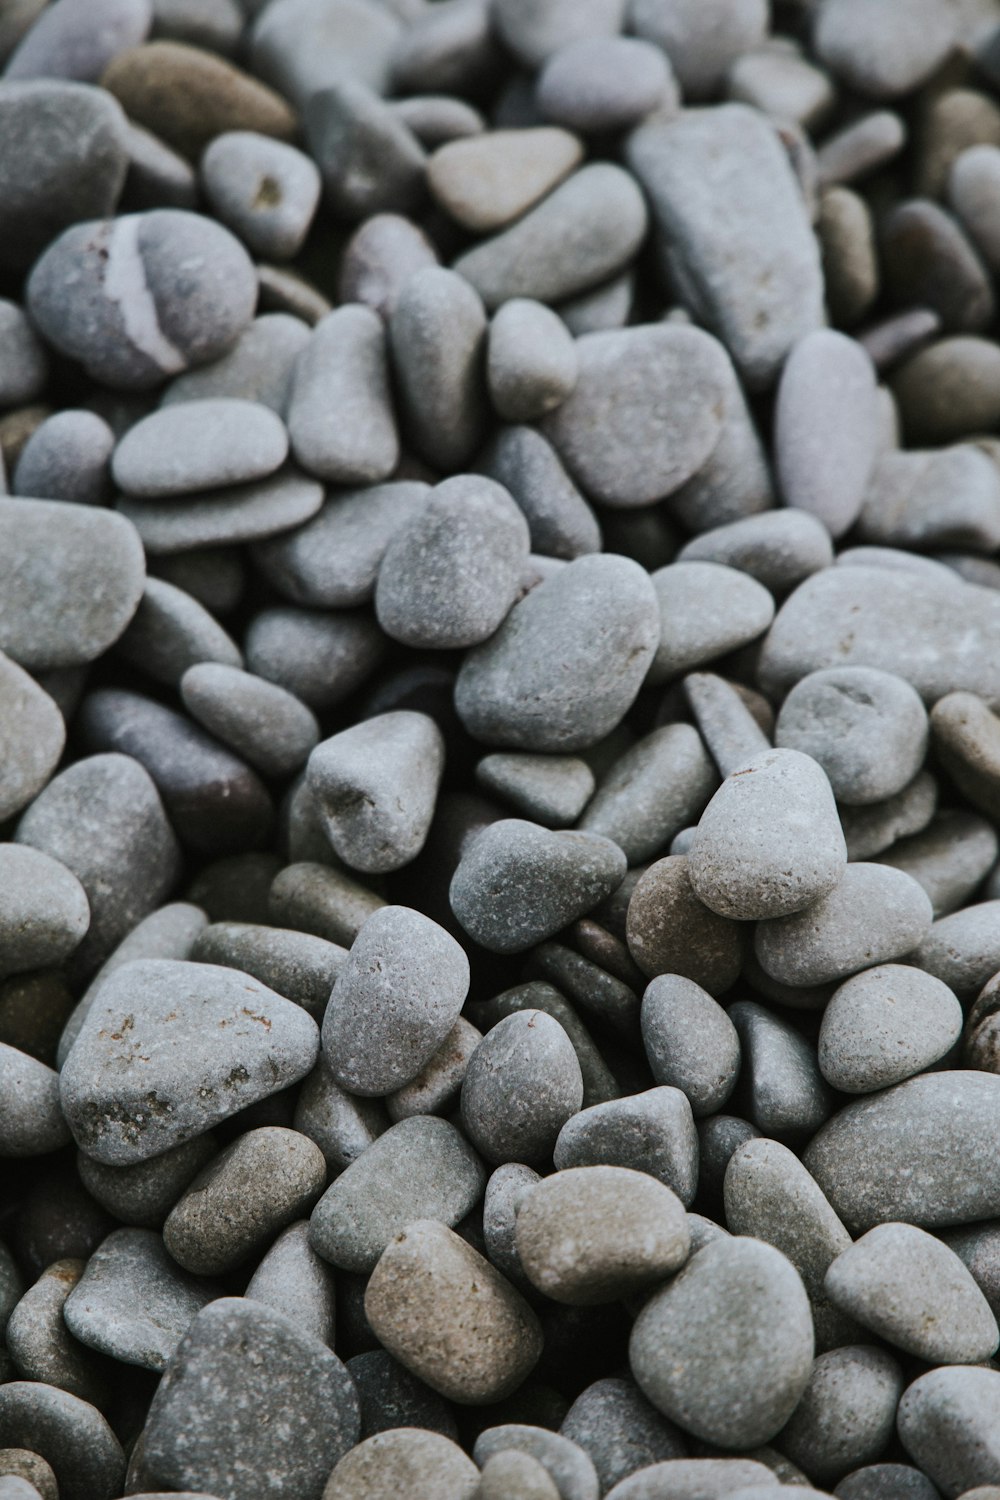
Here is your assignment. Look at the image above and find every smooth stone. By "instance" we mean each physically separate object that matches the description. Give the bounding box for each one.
[0,1384,125,1500]
[112,398,288,498]
[455,554,659,752]
[200,131,320,260]
[536,36,672,134]
[450,819,626,953]
[114,577,242,687]
[778,1346,905,1489]
[76,1134,216,1228]
[559,1378,686,1495]
[120,468,324,553]
[813,0,956,100]
[816,110,907,191]
[348,1348,458,1441]
[62,1227,213,1371]
[307,712,443,874]
[626,855,746,992]
[578,725,717,865]
[474,1428,597,1500]
[859,446,1000,554]
[389,265,488,470]
[543,324,728,510]
[286,305,398,484]
[818,964,963,1094]
[59,957,319,1165]
[950,143,1000,272]
[190,922,342,1020]
[628,0,768,99]
[483,1162,542,1291]
[453,163,648,310]
[488,299,578,423]
[878,809,998,918]
[122,117,198,211]
[294,1051,389,1170]
[180,664,318,778]
[309,1116,485,1273]
[916,901,1000,1001]
[529,939,638,1046]
[775,329,879,538]
[461,1010,584,1167]
[667,342,774,533]
[337,211,439,317]
[163,1126,326,1274]
[160,312,311,413]
[6,1259,106,1406]
[836,1474,940,1500]
[304,77,424,220]
[629,1236,814,1448]
[682,674,771,782]
[891,337,1000,445]
[324,1429,479,1500]
[150,0,243,54]
[27,210,258,389]
[139,1298,359,1500]
[730,1001,832,1136]
[476,753,595,828]
[755,864,933,988]
[0,1454,56,1500]
[0,499,144,671]
[817,186,879,328]
[627,103,824,388]
[249,0,401,109]
[322,904,469,1096]
[16,753,179,974]
[0,845,89,978]
[605,1459,773,1500]
[825,1223,998,1364]
[0,1045,69,1156]
[552,1087,697,1205]
[471,980,619,1112]
[375,475,529,649]
[647,561,774,682]
[881,200,994,335]
[387,1017,482,1122]
[13,410,114,504]
[0,301,48,407]
[268,860,385,949]
[641,977,740,1118]
[0,79,130,270]
[932,692,1000,825]
[479,425,602,560]
[4,0,151,81]
[475,1450,560,1500]
[728,45,834,131]
[898,1366,1000,1498]
[386,0,497,103]
[941,1220,1000,1321]
[804,1071,1000,1232]
[428,126,581,233]
[492,0,625,68]
[677,510,833,594]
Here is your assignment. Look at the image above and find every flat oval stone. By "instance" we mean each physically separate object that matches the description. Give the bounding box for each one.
[824,1223,998,1364]
[322,905,470,1096]
[891,336,1000,445]
[553,1087,699,1205]
[813,0,956,101]
[0,1045,69,1157]
[579,724,717,868]
[878,808,998,919]
[629,1236,814,1448]
[114,577,242,688]
[119,468,324,554]
[389,265,488,471]
[0,845,89,978]
[0,1383,125,1500]
[200,131,321,261]
[428,126,582,233]
[677,509,834,593]
[59,957,319,1165]
[487,298,578,423]
[160,312,310,412]
[804,1071,1000,1232]
[897,1366,1000,1499]
[455,554,660,753]
[689,749,847,921]
[180,664,319,779]
[626,855,746,993]
[817,964,963,1094]
[337,209,438,316]
[4,0,151,83]
[13,409,114,505]
[112,399,288,497]
[309,1116,485,1273]
[628,0,768,99]
[324,1430,479,1500]
[682,673,772,782]
[641,977,740,1118]
[537,35,672,134]
[0,499,144,670]
[647,562,775,683]
[461,1010,584,1167]
[286,305,398,484]
[840,770,938,862]
[453,164,648,310]
[476,753,595,828]
[364,1220,543,1405]
[543,325,728,510]
[480,425,602,561]
[931,691,1000,826]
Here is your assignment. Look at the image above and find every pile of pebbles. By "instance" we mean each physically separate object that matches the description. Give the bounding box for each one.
[6,0,1000,1497]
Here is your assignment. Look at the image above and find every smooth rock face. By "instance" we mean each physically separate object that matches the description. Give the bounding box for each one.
[0,1383,125,1500]
[777,1344,904,1488]
[481,425,602,560]
[646,562,775,684]
[0,1045,69,1157]
[304,77,425,220]
[111,399,288,497]
[558,1378,687,1494]
[626,855,746,993]
[245,1221,336,1348]
[813,0,956,100]
[818,964,963,1094]
[553,1087,698,1205]
[688,749,847,920]
[897,1366,1000,1498]
[641,977,740,1117]
[629,1237,814,1448]
[461,1010,584,1168]
[139,1298,359,1500]
[200,131,321,260]
[473,1427,598,1500]
[389,265,488,471]
[476,752,595,828]
[59,958,319,1164]
[487,298,578,422]
[731,1000,832,1136]
[13,409,114,504]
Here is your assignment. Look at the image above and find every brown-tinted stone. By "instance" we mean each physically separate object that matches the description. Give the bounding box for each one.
[625,855,746,994]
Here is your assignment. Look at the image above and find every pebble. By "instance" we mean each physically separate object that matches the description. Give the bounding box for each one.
[730,1000,832,1136]
[647,562,775,682]
[474,1427,599,1500]
[915,900,1000,1001]
[677,510,834,595]
[682,674,772,781]
[878,809,998,919]
[161,312,310,413]
[309,1115,484,1273]
[626,853,745,992]
[949,144,1000,272]
[774,329,879,538]
[476,753,595,828]
[390,95,485,148]
[816,107,904,187]
[364,1219,543,1404]
[461,1010,584,1166]
[387,0,498,100]
[553,1086,697,1203]
[322,904,469,1096]
[931,692,1000,826]
[249,0,401,108]
[324,1429,479,1500]
[0,1383,125,1500]
[269,860,384,948]
[536,37,672,134]
[389,265,488,471]
[629,1236,814,1448]
[59,957,319,1164]
[640,977,740,1117]
[476,1450,560,1500]
[7,1258,107,1404]
[294,1051,388,1170]
[286,305,398,484]
[200,131,320,260]
[455,554,659,752]
[428,126,582,233]
[577,725,717,865]
[348,1348,457,1440]
[729,45,835,132]
[0,302,47,409]
[483,1161,541,1291]
[305,78,425,220]
[76,1133,215,1228]
[778,1345,905,1488]
[881,200,994,336]
[180,663,318,778]
[0,844,90,978]
[114,576,242,686]
[453,164,649,310]
[487,300,578,423]
[112,398,288,497]
[817,187,879,328]
[628,0,767,98]
[860,445,1000,555]
[898,1366,1000,1498]
[0,1455,55,1500]
[4,0,151,81]
[62,1226,213,1371]
[891,338,1000,445]
[121,468,325,554]
[824,1223,999,1365]
[138,1297,359,1500]
[337,211,438,317]
[27,210,258,389]
[492,0,625,68]
[476,979,619,1110]
[480,426,602,560]
[605,1460,777,1500]
[812,0,956,100]
[15,404,113,505]
[559,1378,686,1495]
[0,1046,70,1157]
[835,1465,940,1500]
[627,103,824,388]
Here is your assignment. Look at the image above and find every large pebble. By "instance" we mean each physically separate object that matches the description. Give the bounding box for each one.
[626,855,746,992]
[817,964,963,1094]
[777,1345,903,1488]
[0,846,89,979]
[455,554,659,752]
[120,469,324,555]
[553,1087,698,1204]
[324,1429,479,1500]
[111,399,288,497]
[646,562,775,682]
[180,664,318,779]
[677,510,834,594]
[629,1236,814,1448]
[479,425,602,560]
[246,1221,336,1347]
[916,900,1000,1001]
[813,0,956,100]
[461,1010,584,1167]
[286,305,398,484]
[536,35,672,134]
[730,1000,832,1136]
[487,299,579,423]
[641,977,740,1117]
[0,1384,125,1500]
[59,958,319,1164]
[200,130,320,261]
[305,78,424,220]
[389,266,487,471]
[628,0,768,99]
[428,126,582,233]
[0,1046,69,1157]
[897,1366,1000,1498]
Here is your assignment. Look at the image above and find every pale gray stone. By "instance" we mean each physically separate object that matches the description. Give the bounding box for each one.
[817,964,963,1094]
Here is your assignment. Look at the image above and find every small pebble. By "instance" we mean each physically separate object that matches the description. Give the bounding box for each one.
[0,1383,125,1500]
[428,126,582,234]
[487,299,578,423]
[286,304,398,484]
[897,1366,1000,1498]
[13,410,114,504]
[474,1426,599,1500]
[389,266,488,471]
[553,1086,698,1203]
[626,854,746,992]
[304,77,424,220]
[461,1010,584,1167]
[0,845,89,979]
[818,964,964,1094]
[536,37,672,134]
[640,977,740,1117]
[647,561,775,682]
[476,753,595,828]
[730,1000,832,1136]
[200,130,320,260]
[324,1429,479,1500]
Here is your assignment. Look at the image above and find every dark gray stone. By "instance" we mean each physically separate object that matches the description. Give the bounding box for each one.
[641,977,740,1118]
[461,1010,584,1167]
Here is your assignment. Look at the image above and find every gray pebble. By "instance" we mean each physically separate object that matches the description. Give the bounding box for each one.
[488,300,578,423]
[817,185,879,328]
[115,577,241,687]
[0,300,48,408]
[307,711,444,874]
[27,210,257,388]
[475,1426,598,1500]
[950,144,1000,273]
[898,1366,1000,1498]
[0,498,144,671]
[389,92,484,147]
[286,305,398,484]
[0,1383,125,1500]
[641,977,740,1118]
[476,753,595,828]
[558,270,635,336]
[60,957,319,1164]
[122,118,197,212]
[4,0,150,81]
[941,1222,1000,1321]
[627,103,824,388]
[805,1070,1000,1232]
[200,130,320,260]
[461,1010,584,1167]
[0,1477,44,1500]
[913,900,1000,1001]
[667,351,774,534]
[337,210,439,317]
[0,845,89,978]
[325,1428,479,1500]
[62,1227,213,1371]
[677,510,834,595]
[755,864,933,989]
[859,446,1000,554]
[389,265,488,470]
[139,1297,358,1500]
[492,0,624,68]
[932,691,1000,826]
[0,1045,69,1157]
[881,199,994,335]
[375,475,529,648]
[322,904,469,1096]
[647,562,775,683]
[479,425,601,560]
[774,330,879,538]
[826,1222,998,1364]
[605,1459,774,1500]
[160,312,310,413]
[818,964,963,1094]
[250,0,401,109]
[348,1347,457,1441]
[305,77,424,220]
[577,725,717,865]
[777,1345,903,1488]
[387,1017,483,1122]
[245,605,387,711]
[629,1236,813,1448]
[729,44,835,132]
[689,749,846,921]
[530,941,639,1047]
[835,1466,940,1500]
[294,1050,388,1170]
[816,112,907,192]
[813,0,956,100]
[453,163,648,311]
[76,1134,216,1229]
[455,554,659,752]
[625,853,746,993]
[682,673,771,782]
[13,410,114,504]
[537,36,671,134]
[190,921,342,1020]
[112,398,288,498]
[1,1453,54,1500]
[628,0,767,99]
[890,338,1000,447]
[6,1260,106,1406]
[483,1162,541,1290]
[150,0,242,54]
[730,1001,832,1136]
[553,1087,698,1204]
[476,1449,560,1500]
[309,1115,484,1273]
[878,809,998,918]
[269,859,385,948]
[122,467,324,554]
[450,819,626,953]
[180,663,319,778]
[559,1378,686,1495]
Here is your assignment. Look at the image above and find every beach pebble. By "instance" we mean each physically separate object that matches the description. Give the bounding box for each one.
[629,1236,814,1448]
[677,510,834,595]
[0,845,89,978]
[13,410,114,505]
[682,673,771,782]
[778,1345,904,1488]
[915,901,1000,1002]
[180,663,318,778]
[492,0,625,69]
[480,426,601,560]
[160,312,310,413]
[817,187,879,328]
[859,446,1000,555]
[461,1010,584,1167]
[120,468,324,554]
[305,77,424,220]
[729,45,835,132]
[286,305,398,484]
[559,1378,686,1495]
[76,1133,215,1229]
[112,398,287,497]
[389,266,488,470]
[0,1384,125,1500]
[249,0,401,108]
[813,0,956,100]
[387,1018,483,1122]
[834,1466,938,1500]
[818,964,964,1093]
[878,809,998,919]
[487,300,578,423]
[474,1427,598,1500]
[114,576,241,687]
[293,1053,388,1170]
[881,200,994,335]
[931,693,1000,826]
[641,977,740,1118]
[475,1450,560,1500]
[0,1046,69,1157]
[577,725,717,865]
[647,562,774,682]
[476,753,595,828]
[730,1001,832,1136]
[348,1348,457,1441]
[200,130,320,260]
[628,0,768,99]
[898,1367,1000,1497]
[269,860,385,949]
[891,338,1000,445]
[482,1162,541,1291]
[553,1087,699,1204]
[0,1455,55,1500]
[4,0,151,82]
[325,1429,479,1500]
[428,126,582,234]
[337,210,438,317]
[626,855,746,992]
[0,302,48,409]
[536,36,671,134]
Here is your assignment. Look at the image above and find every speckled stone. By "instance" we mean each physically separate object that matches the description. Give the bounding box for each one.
[0,845,89,979]
[487,299,578,423]
[553,1087,697,1205]
[428,126,582,234]
[0,1383,125,1500]
[559,1378,686,1495]
[201,131,320,260]
[479,424,602,561]
[819,964,963,1094]
[114,576,242,687]
[640,976,740,1118]
[461,1010,584,1167]
[324,1429,479,1500]
[476,753,595,828]
[646,562,775,683]
[286,305,398,484]
[677,510,833,594]
[76,1134,215,1229]
[731,1000,832,1136]
[388,266,488,471]
[0,1045,70,1157]
[121,469,325,555]
[160,312,310,413]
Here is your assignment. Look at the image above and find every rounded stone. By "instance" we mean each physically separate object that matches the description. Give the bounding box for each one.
[813,0,956,100]
[200,131,320,260]
[891,337,1000,445]
[323,1429,479,1500]
[646,562,775,683]
[13,409,114,504]
[817,964,964,1094]
[304,77,424,222]
[641,976,740,1117]
[473,1427,598,1500]
[461,1010,584,1168]
[897,1366,1000,1499]
[337,212,439,318]
[553,1088,698,1205]
[559,1378,687,1495]
[388,265,487,472]
[628,0,768,99]
[0,301,48,409]
[677,509,834,594]
[76,1134,215,1229]
[113,576,242,687]
[536,36,671,134]
[476,753,595,829]
[180,664,319,779]
[731,1000,832,1136]
[480,425,602,561]
[0,1384,125,1500]
[834,1465,939,1500]
[578,725,717,865]
[776,1345,905,1486]
[286,305,398,485]
[487,299,578,423]
[112,399,288,497]
[0,845,89,978]
[626,855,746,993]
[0,1045,69,1157]
[475,1450,560,1500]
